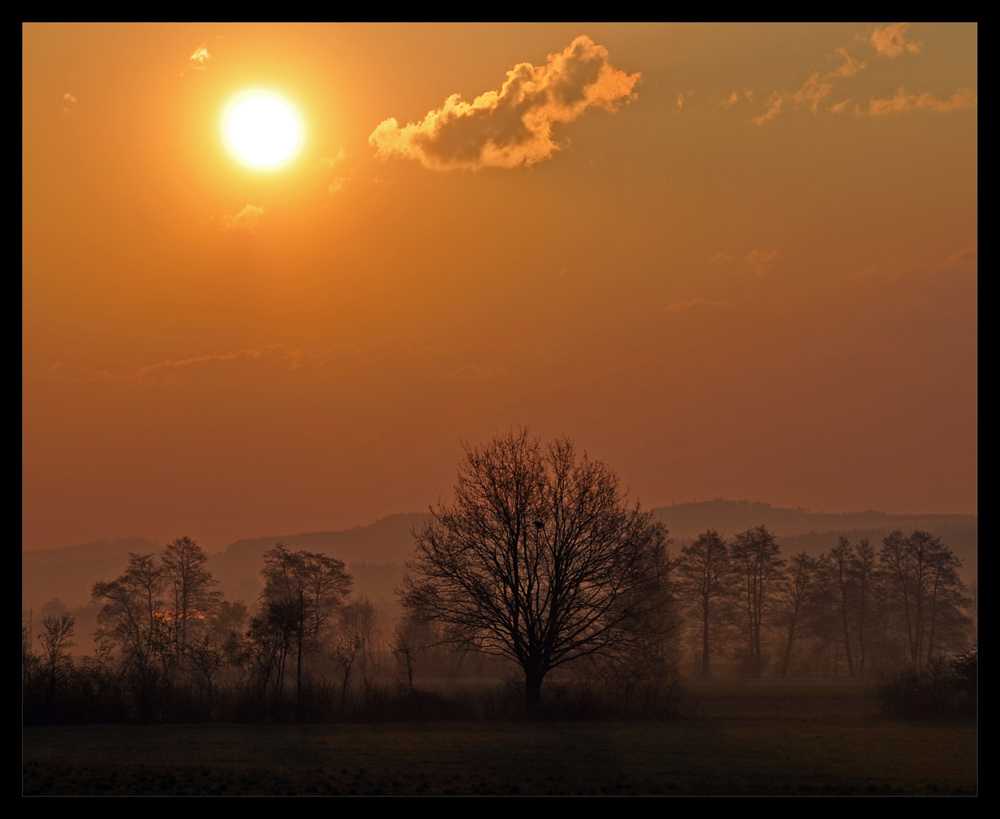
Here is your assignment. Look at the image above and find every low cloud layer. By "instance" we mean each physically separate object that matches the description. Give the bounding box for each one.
[369,35,640,170]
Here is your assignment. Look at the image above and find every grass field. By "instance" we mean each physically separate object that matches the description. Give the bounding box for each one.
[22,680,977,795]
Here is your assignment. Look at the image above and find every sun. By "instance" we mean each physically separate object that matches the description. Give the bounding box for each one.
[223,91,302,169]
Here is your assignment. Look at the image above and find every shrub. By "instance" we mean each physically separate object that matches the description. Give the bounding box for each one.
[868,653,977,719]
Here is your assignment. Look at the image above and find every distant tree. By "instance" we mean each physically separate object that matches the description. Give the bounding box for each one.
[161,537,221,655]
[731,525,785,677]
[821,536,859,677]
[92,553,171,720]
[92,553,168,672]
[37,611,76,696]
[880,530,972,667]
[332,596,382,715]
[776,552,820,677]
[399,430,674,714]
[252,544,353,698]
[851,539,877,676]
[676,530,734,678]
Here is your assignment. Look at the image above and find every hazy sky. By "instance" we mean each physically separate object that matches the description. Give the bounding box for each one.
[23,24,977,551]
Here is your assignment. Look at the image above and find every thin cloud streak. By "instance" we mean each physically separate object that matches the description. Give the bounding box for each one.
[221,204,265,233]
[864,87,977,115]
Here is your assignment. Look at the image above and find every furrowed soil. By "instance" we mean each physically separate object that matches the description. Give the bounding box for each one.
[22,680,976,795]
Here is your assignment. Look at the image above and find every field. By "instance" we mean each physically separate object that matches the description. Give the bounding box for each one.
[22,680,977,795]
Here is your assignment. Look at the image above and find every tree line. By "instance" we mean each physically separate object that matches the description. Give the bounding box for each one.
[675,527,973,680]
[23,431,975,723]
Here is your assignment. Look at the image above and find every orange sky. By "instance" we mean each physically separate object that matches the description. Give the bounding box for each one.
[23,24,977,551]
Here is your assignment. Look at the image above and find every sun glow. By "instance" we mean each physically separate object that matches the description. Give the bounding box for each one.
[223,91,302,169]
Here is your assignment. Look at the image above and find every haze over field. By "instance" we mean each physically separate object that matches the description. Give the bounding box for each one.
[23,24,976,554]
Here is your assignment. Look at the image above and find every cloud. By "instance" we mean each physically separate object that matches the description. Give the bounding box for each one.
[46,342,520,389]
[865,87,977,115]
[942,244,977,271]
[221,204,265,233]
[369,35,640,170]
[753,49,865,124]
[188,44,211,70]
[665,298,726,313]
[870,24,922,58]
[720,89,754,109]
[60,92,77,113]
[318,148,346,170]
[740,249,778,276]
[317,148,354,194]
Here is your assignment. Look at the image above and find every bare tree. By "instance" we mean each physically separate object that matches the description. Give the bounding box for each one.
[731,525,785,677]
[851,539,877,676]
[880,530,971,667]
[399,429,673,714]
[37,611,76,695]
[253,544,353,699]
[777,552,819,677]
[161,536,221,656]
[822,536,858,677]
[677,530,733,679]
[92,553,168,672]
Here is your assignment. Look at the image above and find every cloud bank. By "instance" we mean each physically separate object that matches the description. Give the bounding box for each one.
[369,35,640,170]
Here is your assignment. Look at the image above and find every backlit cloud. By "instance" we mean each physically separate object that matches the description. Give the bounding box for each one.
[665,298,726,313]
[46,342,520,389]
[369,35,641,170]
[188,44,210,70]
[740,249,779,276]
[221,204,265,233]
[870,24,922,58]
[754,49,865,124]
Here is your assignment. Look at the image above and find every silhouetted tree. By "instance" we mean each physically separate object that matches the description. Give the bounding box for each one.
[777,552,820,677]
[161,536,221,656]
[92,553,171,720]
[821,536,859,677]
[37,610,76,699]
[92,553,167,671]
[252,544,353,700]
[851,538,877,676]
[677,530,734,678]
[880,530,971,667]
[399,429,673,714]
[731,525,784,676]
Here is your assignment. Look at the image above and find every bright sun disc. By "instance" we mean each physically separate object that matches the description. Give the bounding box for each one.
[224,92,301,168]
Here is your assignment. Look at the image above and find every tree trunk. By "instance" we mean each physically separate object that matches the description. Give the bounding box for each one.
[524,665,545,718]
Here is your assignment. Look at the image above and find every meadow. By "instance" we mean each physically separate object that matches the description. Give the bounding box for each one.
[22,680,977,795]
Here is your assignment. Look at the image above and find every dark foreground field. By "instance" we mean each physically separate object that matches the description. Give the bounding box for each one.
[22,681,976,795]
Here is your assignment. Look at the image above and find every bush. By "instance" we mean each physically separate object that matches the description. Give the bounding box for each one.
[868,652,977,719]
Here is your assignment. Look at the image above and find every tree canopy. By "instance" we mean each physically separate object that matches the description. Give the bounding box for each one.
[399,429,673,711]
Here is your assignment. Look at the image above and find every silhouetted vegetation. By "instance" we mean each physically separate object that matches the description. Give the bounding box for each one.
[868,645,977,719]
[399,430,680,715]
[22,489,974,726]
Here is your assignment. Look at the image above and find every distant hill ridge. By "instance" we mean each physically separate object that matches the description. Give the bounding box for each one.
[650,499,977,541]
[23,503,976,611]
